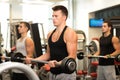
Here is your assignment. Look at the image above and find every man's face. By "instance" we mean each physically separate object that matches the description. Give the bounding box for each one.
[18,23,28,34]
[102,23,111,33]
[52,10,66,27]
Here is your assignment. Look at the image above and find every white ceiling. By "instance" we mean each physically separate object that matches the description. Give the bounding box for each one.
[30,0,65,2]
[0,0,65,3]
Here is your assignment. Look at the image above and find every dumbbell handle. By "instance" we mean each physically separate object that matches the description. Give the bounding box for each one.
[0,56,11,60]
[1,56,60,66]
[82,55,115,58]
[31,59,61,67]
[31,59,49,64]
[16,57,49,64]
[18,57,60,66]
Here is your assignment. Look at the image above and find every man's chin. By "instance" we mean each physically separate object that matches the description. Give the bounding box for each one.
[102,32,105,35]
[54,24,57,27]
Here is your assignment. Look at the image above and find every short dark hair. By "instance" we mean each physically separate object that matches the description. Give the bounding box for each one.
[52,5,68,19]
[104,20,113,28]
[20,21,30,31]
[104,20,113,33]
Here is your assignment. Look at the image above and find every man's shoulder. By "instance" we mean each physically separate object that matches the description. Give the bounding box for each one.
[65,27,76,33]
[112,36,119,40]
[25,37,33,42]
[112,36,120,43]
[64,27,77,39]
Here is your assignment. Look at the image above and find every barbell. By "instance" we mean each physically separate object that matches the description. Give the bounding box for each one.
[0,52,76,74]
[77,52,120,62]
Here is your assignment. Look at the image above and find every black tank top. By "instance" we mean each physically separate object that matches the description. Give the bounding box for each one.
[99,34,115,65]
[48,26,68,74]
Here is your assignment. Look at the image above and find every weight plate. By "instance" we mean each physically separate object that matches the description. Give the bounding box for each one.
[88,40,99,54]
[115,54,120,62]
[77,52,84,60]
[61,57,76,74]
[11,52,24,63]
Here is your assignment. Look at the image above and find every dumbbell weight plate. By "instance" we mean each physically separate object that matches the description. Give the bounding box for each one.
[0,53,3,63]
[77,52,84,60]
[61,57,76,74]
[115,54,120,62]
[66,58,76,73]
[88,40,99,54]
[11,52,25,63]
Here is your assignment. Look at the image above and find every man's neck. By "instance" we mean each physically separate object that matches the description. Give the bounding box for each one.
[104,32,111,37]
[56,23,66,32]
[21,33,27,39]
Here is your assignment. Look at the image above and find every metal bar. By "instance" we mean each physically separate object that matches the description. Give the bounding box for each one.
[83,55,115,58]
[31,59,49,64]
[19,58,49,64]
[2,56,61,67]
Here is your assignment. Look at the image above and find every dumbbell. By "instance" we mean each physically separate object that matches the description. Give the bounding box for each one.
[77,52,120,62]
[1,52,76,74]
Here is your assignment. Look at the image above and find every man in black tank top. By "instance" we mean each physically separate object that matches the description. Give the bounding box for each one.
[26,5,78,80]
[93,21,120,80]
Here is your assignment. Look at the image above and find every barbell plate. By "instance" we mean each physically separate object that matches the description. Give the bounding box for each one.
[11,52,25,63]
[88,40,99,54]
[66,58,76,73]
[77,52,84,60]
[0,53,2,63]
[61,57,76,74]
[115,54,120,62]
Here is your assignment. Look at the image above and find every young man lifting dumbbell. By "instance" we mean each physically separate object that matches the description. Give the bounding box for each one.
[12,21,34,80]
[92,21,120,80]
[26,5,78,80]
